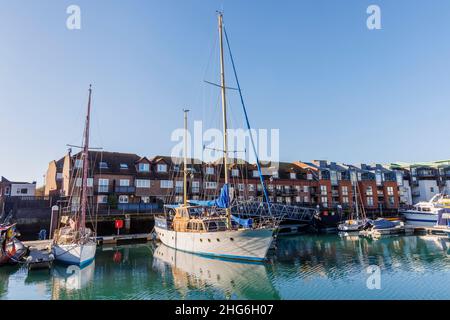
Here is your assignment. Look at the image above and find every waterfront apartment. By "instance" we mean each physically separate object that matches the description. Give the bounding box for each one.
[44,151,403,215]
[0,176,36,198]
[389,160,450,204]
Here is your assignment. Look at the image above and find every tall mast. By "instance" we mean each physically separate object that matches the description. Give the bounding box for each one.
[353,170,360,220]
[183,109,189,206]
[80,84,92,234]
[218,12,231,226]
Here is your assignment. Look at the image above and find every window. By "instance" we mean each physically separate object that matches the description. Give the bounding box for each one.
[295,196,301,203]
[389,196,395,205]
[175,196,183,203]
[238,183,244,191]
[387,186,394,196]
[367,196,374,206]
[248,184,255,192]
[231,169,239,177]
[285,197,292,204]
[303,185,309,193]
[119,195,129,203]
[192,181,200,193]
[366,186,373,196]
[342,186,348,196]
[135,179,150,188]
[204,182,217,189]
[120,163,128,170]
[205,167,214,175]
[320,185,327,195]
[19,188,28,194]
[307,173,313,180]
[75,159,83,168]
[97,195,107,204]
[76,178,93,187]
[56,173,63,180]
[175,181,183,187]
[119,179,130,187]
[343,196,349,204]
[99,161,108,169]
[321,196,328,207]
[160,180,173,189]
[157,164,167,172]
[253,170,259,178]
[277,197,283,203]
[330,171,338,185]
[138,163,150,172]
[141,196,150,203]
[430,187,435,193]
[272,171,279,178]
[98,179,109,192]
[290,172,296,179]
[4,187,10,196]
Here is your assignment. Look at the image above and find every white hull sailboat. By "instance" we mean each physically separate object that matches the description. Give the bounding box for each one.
[52,85,96,267]
[155,13,275,262]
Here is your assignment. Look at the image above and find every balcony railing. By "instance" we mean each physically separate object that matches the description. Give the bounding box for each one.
[117,203,159,211]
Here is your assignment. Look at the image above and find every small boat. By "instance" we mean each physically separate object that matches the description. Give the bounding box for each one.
[400,194,449,227]
[0,224,27,265]
[52,85,97,267]
[338,172,367,233]
[359,218,412,238]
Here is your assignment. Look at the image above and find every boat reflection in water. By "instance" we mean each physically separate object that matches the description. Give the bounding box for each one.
[152,243,280,299]
[50,261,95,299]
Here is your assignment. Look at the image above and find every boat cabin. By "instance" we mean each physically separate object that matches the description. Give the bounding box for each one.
[165,205,229,233]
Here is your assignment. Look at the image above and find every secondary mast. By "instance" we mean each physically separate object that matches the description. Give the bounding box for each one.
[80,85,92,235]
[218,12,231,226]
[183,109,190,206]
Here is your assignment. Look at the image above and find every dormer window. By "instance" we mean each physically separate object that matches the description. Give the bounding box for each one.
[99,161,108,169]
[205,167,214,175]
[157,164,168,173]
[120,163,128,170]
[290,172,296,179]
[231,169,239,177]
[75,159,83,168]
[138,163,150,172]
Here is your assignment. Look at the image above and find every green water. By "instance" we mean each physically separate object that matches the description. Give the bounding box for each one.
[1,234,450,300]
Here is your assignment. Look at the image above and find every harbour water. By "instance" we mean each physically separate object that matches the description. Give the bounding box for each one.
[1,234,450,300]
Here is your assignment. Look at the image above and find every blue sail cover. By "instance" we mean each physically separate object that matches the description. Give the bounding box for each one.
[231,215,253,228]
[188,184,229,208]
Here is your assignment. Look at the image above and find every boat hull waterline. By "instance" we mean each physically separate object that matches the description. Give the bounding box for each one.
[401,211,438,227]
[154,226,274,261]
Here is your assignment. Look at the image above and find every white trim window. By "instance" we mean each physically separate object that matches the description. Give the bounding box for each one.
[76,178,93,187]
[295,196,301,203]
[387,186,394,196]
[341,186,348,196]
[253,170,259,178]
[99,161,108,169]
[304,196,309,203]
[303,185,309,193]
[272,171,279,179]
[343,196,349,204]
[320,185,327,195]
[204,182,217,189]
[120,163,128,170]
[157,164,168,173]
[74,159,83,168]
[98,179,109,192]
[248,184,255,192]
[119,179,130,187]
[238,183,244,191]
[135,179,150,188]
[119,195,129,203]
[205,167,214,175]
[307,173,313,180]
[290,172,296,180]
[366,186,373,196]
[160,180,173,189]
[97,195,107,204]
[138,163,150,172]
[141,196,150,203]
[231,169,239,177]
[367,196,374,206]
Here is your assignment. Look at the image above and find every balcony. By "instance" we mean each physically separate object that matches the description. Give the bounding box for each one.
[191,187,200,194]
[115,186,136,194]
[117,203,159,211]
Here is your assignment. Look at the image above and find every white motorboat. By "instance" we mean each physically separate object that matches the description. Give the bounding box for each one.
[400,194,448,227]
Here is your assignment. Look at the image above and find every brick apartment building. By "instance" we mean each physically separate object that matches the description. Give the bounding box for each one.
[44,150,402,215]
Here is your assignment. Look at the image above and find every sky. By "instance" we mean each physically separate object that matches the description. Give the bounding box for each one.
[1,0,450,183]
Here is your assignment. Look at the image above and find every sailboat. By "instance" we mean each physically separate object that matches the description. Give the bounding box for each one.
[154,13,275,262]
[52,85,97,267]
[338,170,368,232]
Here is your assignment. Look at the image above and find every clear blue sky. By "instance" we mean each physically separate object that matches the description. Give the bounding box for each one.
[1,0,450,183]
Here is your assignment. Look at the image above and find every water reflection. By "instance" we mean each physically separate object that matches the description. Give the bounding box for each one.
[153,243,280,300]
[0,235,450,299]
